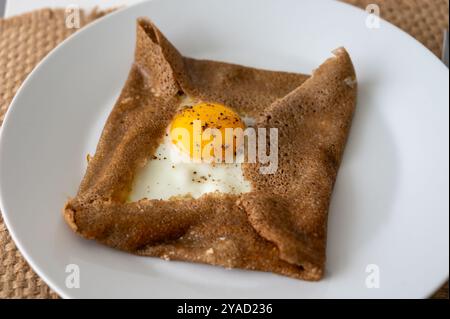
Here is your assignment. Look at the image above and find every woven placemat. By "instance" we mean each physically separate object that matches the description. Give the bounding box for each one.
[0,1,448,299]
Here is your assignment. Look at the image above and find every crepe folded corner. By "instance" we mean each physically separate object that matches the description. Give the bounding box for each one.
[63,18,357,281]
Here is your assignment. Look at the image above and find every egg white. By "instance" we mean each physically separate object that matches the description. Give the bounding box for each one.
[128,99,253,201]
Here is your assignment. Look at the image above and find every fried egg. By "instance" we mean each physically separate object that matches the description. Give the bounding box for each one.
[128,96,253,201]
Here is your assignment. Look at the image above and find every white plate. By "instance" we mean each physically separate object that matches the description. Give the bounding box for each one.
[0,0,448,299]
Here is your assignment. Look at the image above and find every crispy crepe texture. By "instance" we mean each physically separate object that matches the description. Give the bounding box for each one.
[64,18,357,281]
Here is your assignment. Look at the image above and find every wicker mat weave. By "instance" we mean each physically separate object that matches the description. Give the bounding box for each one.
[0,1,448,299]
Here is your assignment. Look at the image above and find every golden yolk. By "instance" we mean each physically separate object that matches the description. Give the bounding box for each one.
[169,102,245,161]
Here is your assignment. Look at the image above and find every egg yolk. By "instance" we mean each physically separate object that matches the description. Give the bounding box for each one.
[169,102,245,162]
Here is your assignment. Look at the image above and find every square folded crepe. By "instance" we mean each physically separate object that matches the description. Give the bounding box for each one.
[64,18,357,281]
